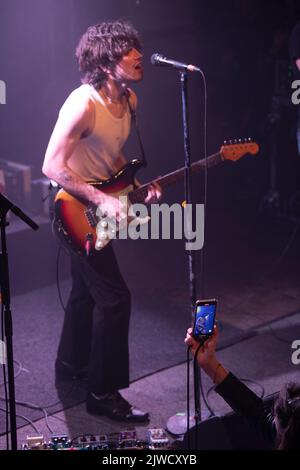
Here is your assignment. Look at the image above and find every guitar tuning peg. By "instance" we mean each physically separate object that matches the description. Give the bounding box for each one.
[224,140,227,145]
[229,139,232,145]
[238,138,242,143]
[248,137,252,142]
[234,139,237,144]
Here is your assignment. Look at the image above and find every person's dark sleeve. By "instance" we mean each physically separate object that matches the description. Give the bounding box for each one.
[215,372,276,445]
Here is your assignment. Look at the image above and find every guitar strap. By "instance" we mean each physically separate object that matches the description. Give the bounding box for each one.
[125,89,147,168]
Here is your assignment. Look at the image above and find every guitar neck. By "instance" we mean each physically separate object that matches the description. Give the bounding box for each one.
[131,151,223,203]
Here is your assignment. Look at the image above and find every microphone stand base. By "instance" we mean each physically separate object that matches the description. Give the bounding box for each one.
[166,411,196,436]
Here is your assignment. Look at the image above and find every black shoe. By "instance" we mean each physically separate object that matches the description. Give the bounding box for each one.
[86,391,149,423]
[55,359,88,382]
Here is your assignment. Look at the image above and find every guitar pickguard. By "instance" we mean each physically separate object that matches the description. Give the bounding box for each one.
[95,184,150,250]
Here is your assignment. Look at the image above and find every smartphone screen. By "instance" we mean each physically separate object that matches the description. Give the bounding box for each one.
[193,299,217,339]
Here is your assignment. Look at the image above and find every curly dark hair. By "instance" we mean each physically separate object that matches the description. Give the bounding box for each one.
[75,20,142,89]
[274,382,300,450]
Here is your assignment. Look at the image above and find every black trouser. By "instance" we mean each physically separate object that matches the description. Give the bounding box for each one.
[57,243,131,395]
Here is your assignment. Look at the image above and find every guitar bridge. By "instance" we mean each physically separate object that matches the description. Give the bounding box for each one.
[84,206,98,227]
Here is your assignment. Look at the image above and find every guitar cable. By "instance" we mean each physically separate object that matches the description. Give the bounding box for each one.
[56,244,67,314]
[198,69,208,301]
[186,67,216,449]
[4,85,294,450]
[1,214,294,449]
[0,361,79,443]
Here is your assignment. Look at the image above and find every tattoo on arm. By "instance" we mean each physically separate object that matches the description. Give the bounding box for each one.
[58,171,73,183]
[54,169,100,204]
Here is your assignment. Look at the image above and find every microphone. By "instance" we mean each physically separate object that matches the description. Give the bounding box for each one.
[150,53,201,73]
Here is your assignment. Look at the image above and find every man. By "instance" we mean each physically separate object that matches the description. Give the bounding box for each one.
[42,20,160,422]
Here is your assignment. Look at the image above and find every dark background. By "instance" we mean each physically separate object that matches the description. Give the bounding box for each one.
[1,0,300,295]
[1,0,300,440]
[1,0,299,192]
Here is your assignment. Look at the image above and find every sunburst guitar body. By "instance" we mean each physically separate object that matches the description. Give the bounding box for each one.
[54,140,259,256]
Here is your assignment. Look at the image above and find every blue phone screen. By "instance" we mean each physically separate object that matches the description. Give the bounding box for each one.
[194,303,216,337]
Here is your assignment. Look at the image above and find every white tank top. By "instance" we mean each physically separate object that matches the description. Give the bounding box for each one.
[60,84,131,181]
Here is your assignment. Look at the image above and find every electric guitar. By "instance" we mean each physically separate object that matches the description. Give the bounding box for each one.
[54,140,259,256]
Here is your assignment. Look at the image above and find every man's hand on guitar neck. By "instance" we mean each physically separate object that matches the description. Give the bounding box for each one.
[135,178,162,204]
[96,183,162,223]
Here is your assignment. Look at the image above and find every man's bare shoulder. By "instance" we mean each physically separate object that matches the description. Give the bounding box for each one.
[59,84,95,119]
[56,84,95,134]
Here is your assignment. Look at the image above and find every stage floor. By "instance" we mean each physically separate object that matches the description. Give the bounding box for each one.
[1,310,299,450]
[1,208,300,448]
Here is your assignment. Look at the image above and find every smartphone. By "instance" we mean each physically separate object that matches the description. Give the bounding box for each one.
[193,299,217,340]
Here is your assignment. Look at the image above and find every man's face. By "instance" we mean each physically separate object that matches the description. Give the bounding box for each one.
[114,48,143,82]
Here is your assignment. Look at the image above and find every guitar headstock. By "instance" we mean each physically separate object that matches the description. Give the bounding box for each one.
[220,138,259,162]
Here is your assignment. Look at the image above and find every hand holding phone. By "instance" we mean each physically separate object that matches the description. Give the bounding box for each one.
[192,299,217,341]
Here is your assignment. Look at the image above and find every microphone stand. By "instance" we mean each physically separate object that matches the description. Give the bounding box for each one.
[180,71,197,308]
[179,71,202,447]
[0,193,39,450]
[166,70,202,447]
